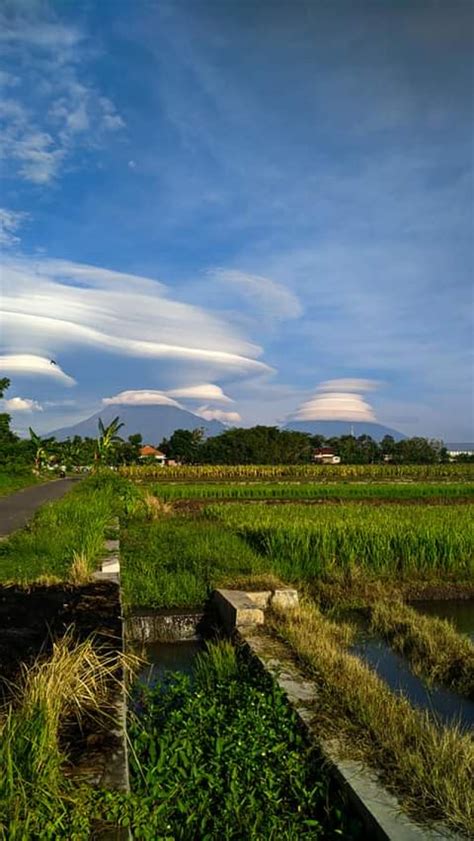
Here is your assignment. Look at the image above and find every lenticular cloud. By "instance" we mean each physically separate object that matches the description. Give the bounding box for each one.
[292,378,378,422]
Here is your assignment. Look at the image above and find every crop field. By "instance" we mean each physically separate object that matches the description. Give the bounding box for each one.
[119,462,474,483]
[205,502,474,580]
[151,480,474,503]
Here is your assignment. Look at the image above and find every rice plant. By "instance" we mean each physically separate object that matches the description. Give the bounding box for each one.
[206,503,474,580]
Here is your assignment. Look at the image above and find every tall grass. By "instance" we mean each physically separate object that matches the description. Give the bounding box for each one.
[369,601,474,698]
[0,471,39,497]
[0,634,123,840]
[270,601,474,836]
[0,477,121,584]
[207,503,474,580]
[152,481,474,502]
[120,462,474,482]
[120,515,264,608]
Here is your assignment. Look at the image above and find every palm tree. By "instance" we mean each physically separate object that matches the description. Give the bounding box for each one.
[95,416,124,464]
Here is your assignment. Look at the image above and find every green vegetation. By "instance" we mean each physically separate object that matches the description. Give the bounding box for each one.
[122,641,356,839]
[121,515,264,607]
[369,601,474,698]
[152,480,474,502]
[0,471,39,497]
[207,502,474,580]
[0,634,122,840]
[0,475,122,584]
[269,601,474,837]
[122,462,474,482]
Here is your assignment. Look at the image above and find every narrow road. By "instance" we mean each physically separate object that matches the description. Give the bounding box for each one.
[0,478,81,537]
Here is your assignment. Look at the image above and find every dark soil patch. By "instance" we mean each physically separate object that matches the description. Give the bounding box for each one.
[172,497,473,512]
[0,580,121,692]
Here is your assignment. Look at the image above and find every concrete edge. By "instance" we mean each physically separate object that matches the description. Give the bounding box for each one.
[238,628,458,841]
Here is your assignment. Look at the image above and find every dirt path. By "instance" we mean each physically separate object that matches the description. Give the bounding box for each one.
[0,478,81,537]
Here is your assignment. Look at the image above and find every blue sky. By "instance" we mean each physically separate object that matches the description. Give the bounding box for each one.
[0,0,472,440]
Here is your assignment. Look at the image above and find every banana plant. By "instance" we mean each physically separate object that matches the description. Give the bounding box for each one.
[95,416,124,464]
[29,427,48,470]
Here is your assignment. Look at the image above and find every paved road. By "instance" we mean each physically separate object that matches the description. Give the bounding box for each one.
[0,478,81,537]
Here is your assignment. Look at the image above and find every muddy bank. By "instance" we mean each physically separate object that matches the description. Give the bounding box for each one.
[172,496,474,513]
[0,580,121,691]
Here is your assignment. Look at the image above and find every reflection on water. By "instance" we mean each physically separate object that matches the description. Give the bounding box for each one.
[411,599,474,640]
[134,640,204,686]
[352,636,474,731]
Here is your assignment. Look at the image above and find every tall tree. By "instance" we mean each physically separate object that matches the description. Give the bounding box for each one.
[95,416,124,463]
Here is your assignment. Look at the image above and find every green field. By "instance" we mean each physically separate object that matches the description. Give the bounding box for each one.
[151,480,474,502]
[206,502,474,580]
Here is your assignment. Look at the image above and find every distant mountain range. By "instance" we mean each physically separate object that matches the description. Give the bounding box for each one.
[50,404,225,443]
[285,420,406,442]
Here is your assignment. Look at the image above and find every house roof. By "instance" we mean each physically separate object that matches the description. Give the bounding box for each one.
[139,445,166,457]
[314,447,335,455]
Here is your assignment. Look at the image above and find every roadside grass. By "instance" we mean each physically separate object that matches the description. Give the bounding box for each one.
[0,471,39,497]
[120,514,265,608]
[206,502,474,581]
[0,476,122,584]
[152,481,474,503]
[369,601,474,699]
[0,634,123,840]
[269,600,474,837]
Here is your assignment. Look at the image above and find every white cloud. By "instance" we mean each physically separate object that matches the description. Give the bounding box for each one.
[318,378,379,393]
[2,396,43,412]
[293,392,377,422]
[0,207,29,246]
[128,159,137,169]
[292,378,379,422]
[103,390,182,408]
[1,256,271,376]
[0,354,76,385]
[197,406,242,424]
[167,383,233,402]
[211,269,302,319]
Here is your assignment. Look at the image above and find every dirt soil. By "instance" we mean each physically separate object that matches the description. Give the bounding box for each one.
[0,580,121,693]
[172,497,473,513]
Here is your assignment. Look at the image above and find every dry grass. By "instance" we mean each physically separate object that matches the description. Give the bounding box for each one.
[369,600,474,698]
[69,550,92,585]
[0,633,129,839]
[269,600,474,837]
[142,492,173,519]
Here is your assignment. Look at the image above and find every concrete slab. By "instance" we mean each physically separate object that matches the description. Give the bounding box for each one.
[214,589,265,632]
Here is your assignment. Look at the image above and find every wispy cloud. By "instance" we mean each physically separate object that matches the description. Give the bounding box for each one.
[210,269,302,320]
[0,3,124,184]
[0,354,76,385]
[0,207,29,246]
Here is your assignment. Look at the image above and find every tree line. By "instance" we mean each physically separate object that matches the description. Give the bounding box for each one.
[1,378,468,470]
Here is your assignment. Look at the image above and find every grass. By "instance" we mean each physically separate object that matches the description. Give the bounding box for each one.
[0,475,125,584]
[151,480,474,502]
[120,514,265,608]
[269,600,474,837]
[369,601,474,698]
[0,634,124,840]
[207,502,474,580]
[0,471,40,497]
[120,463,474,482]
[118,640,358,839]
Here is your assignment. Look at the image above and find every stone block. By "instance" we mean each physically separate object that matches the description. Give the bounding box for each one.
[245,590,272,609]
[271,589,299,610]
[213,589,265,632]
